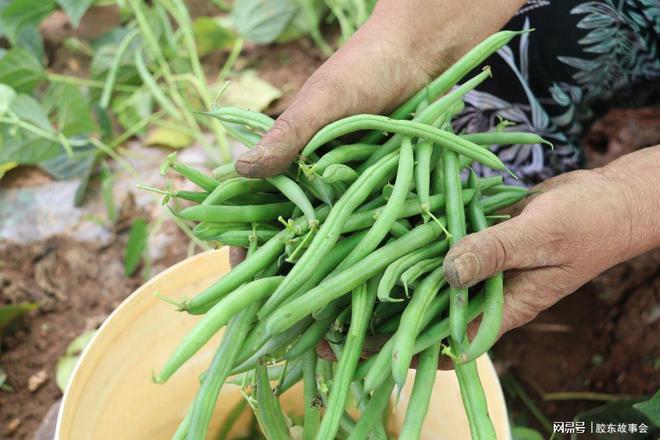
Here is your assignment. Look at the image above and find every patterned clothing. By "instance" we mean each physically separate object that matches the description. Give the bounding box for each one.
[455,0,660,184]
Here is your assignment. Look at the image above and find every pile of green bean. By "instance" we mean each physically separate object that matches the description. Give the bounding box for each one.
[152,29,549,440]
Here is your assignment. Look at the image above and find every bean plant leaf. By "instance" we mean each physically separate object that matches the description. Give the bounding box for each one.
[0,83,16,115]
[40,140,96,180]
[0,303,38,336]
[55,330,96,392]
[214,70,281,112]
[232,0,298,44]
[0,94,61,165]
[124,218,148,276]
[633,390,660,427]
[111,89,153,133]
[44,83,98,137]
[193,16,235,57]
[56,0,94,27]
[575,399,657,439]
[0,47,46,93]
[0,0,55,43]
[145,125,193,149]
[15,25,44,61]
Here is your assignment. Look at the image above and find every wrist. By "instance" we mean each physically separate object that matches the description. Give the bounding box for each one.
[595,145,660,261]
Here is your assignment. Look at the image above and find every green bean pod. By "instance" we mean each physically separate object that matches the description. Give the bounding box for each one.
[315,281,376,440]
[415,140,434,214]
[398,342,441,440]
[334,137,414,273]
[186,302,259,440]
[400,256,444,293]
[212,230,278,247]
[160,153,219,192]
[460,172,504,363]
[156,276,283,383]
[462,131,553,148]
[314,143,380,173]
[202,177,275,205]
[202,106,274,132]
[392,267,446,389]
[265,219,446,337]
[385,30,527,122]
[177,201,295,223]
[359,68,493,170]
[442,142,469,345]
[302,350,321,440]
[254,363,290,440]
[302,115,508,172]
[377,240,448,302]
[346,377,395,440]
[258,152,399,319]
[211,162,239,182]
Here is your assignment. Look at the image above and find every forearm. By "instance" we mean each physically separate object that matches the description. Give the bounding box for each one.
[597,144,660,261]
[370,0,527,80]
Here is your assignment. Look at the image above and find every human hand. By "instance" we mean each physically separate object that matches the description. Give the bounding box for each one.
[234,0,525,178]
[443,146,660,338]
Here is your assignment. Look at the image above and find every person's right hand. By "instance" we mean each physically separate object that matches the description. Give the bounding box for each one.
[234,0,526,179]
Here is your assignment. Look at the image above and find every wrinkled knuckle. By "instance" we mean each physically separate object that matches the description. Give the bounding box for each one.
[267,115,298,144]
[485,230,511,270]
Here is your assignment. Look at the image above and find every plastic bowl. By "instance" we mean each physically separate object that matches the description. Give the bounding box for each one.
[56,248,511,439]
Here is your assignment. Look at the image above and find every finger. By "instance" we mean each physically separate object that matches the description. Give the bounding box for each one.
[498,266,580,334]
[442,213,561,289]
[235,15,431,178]
[228,246,247,268]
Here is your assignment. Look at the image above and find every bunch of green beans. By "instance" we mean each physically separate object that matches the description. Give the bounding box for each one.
[150,29,549,440]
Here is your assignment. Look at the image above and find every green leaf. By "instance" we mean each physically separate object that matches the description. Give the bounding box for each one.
[0,0,55,43]
[193,16,236,57]
[0,47,45,93]
[214,70,281,112]
[232,0,298,44]
[100,163,116,222]
[634,390,660,427]
[44,83,98,137]
[55,330,96,392]
[40,139,95,180]
[56,0,94,27]
[144,125,193,149]
[124,218,148,276]
[0,303,38,336]
[15,25,45,61]
[0,94,60,165]
[0,83,16,115]
[111,89,153,133]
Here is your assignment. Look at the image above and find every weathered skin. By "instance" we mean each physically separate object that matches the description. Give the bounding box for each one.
[230,0,660,350]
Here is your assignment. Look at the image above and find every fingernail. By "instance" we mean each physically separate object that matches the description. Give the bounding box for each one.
[237,145,265,164]
[447,252,480,286]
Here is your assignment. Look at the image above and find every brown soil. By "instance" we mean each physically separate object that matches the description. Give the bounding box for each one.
[0,198,189,439]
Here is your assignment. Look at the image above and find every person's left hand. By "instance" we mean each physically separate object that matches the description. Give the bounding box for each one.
[443,146,660,337]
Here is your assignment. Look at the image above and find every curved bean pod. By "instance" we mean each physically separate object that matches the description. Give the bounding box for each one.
[254,363,290,440]
[315,281,376,440]
[302,115,508,172]
[156,276,283,383]
[314,143,379,173]
[398,342,441,440]
[460,172,504,363]
[257,152,399,319]
[462,131,553,148]
[186,302,259,439]
[178,201,295,223]
[362,30,525,143]
[392,266,446,388]
[265,220,445,337]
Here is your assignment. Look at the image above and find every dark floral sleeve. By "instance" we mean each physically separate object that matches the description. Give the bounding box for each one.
[452,0,659,185]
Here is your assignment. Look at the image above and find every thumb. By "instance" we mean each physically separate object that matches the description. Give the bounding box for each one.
[443,215,549,288]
